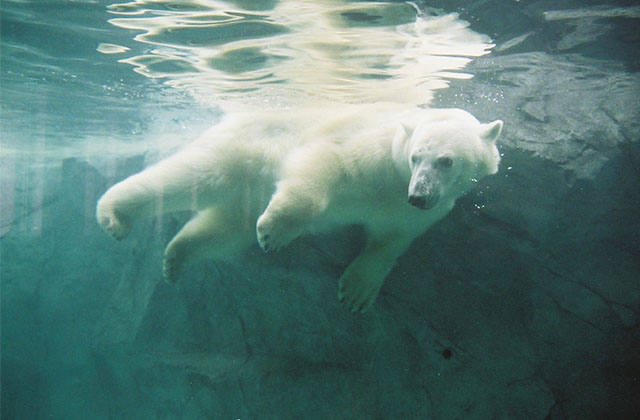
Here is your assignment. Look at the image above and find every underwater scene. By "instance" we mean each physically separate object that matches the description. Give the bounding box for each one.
[1,0,639,418]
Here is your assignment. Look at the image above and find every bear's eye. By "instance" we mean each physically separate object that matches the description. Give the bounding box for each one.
[438,157,453,168]
[411,154,419,165]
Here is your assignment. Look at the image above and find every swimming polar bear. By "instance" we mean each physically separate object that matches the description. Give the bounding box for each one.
[97,103,502,312]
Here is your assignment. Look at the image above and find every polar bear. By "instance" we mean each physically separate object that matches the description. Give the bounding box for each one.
[97,103,502,312]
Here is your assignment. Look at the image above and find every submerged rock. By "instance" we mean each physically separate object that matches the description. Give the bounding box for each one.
[1,1,639,419]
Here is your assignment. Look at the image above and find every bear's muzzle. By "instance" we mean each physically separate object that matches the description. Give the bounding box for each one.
[408,167,439,210]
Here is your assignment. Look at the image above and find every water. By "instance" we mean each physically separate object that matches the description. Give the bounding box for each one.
[1,1,639,419]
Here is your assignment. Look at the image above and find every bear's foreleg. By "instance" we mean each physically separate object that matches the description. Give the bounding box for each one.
[338,232,414,312]
[256,143,343,252]
[256,179,328,252]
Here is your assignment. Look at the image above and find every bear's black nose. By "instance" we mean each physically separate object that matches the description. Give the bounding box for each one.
[408,195,427,208]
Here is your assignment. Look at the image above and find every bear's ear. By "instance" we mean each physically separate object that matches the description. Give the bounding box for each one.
[400,122,414,139]
[480,120,503,143]
[392,122,415,175]
[392,122,414,149]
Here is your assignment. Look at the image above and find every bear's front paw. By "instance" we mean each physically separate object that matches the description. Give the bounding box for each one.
[96,201,132,241]
[256,210,299,253]
[338,271,383,313]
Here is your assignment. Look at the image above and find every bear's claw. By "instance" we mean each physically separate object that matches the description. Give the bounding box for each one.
[162,256,179,284]
[98,214,131,241]
[259,234,275,252]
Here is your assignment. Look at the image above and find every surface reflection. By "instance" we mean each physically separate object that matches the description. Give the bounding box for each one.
[105,0,494,108]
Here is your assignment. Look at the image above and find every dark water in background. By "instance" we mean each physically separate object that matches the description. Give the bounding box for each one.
[1,1,639,419]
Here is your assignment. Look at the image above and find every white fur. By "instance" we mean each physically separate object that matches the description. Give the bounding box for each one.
[97,104,502,312]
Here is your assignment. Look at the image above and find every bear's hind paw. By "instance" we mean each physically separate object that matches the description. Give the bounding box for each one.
[97,209,132,241]
[162,255,180,284]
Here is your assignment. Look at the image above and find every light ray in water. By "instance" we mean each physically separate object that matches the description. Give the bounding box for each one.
[104,0,494,109]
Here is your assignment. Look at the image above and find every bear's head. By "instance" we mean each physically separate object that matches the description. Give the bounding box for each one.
[392,109,503,210]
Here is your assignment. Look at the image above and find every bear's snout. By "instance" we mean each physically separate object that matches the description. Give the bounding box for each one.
[408,166,439,210]
[408,192,438,210]
[408,194,426,208]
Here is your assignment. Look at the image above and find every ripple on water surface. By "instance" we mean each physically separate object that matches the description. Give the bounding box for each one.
[103,0,495,108]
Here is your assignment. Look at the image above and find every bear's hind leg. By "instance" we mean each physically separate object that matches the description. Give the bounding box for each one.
[163,206,254,282]
[338,233,413,312]
[97,143,248,240]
